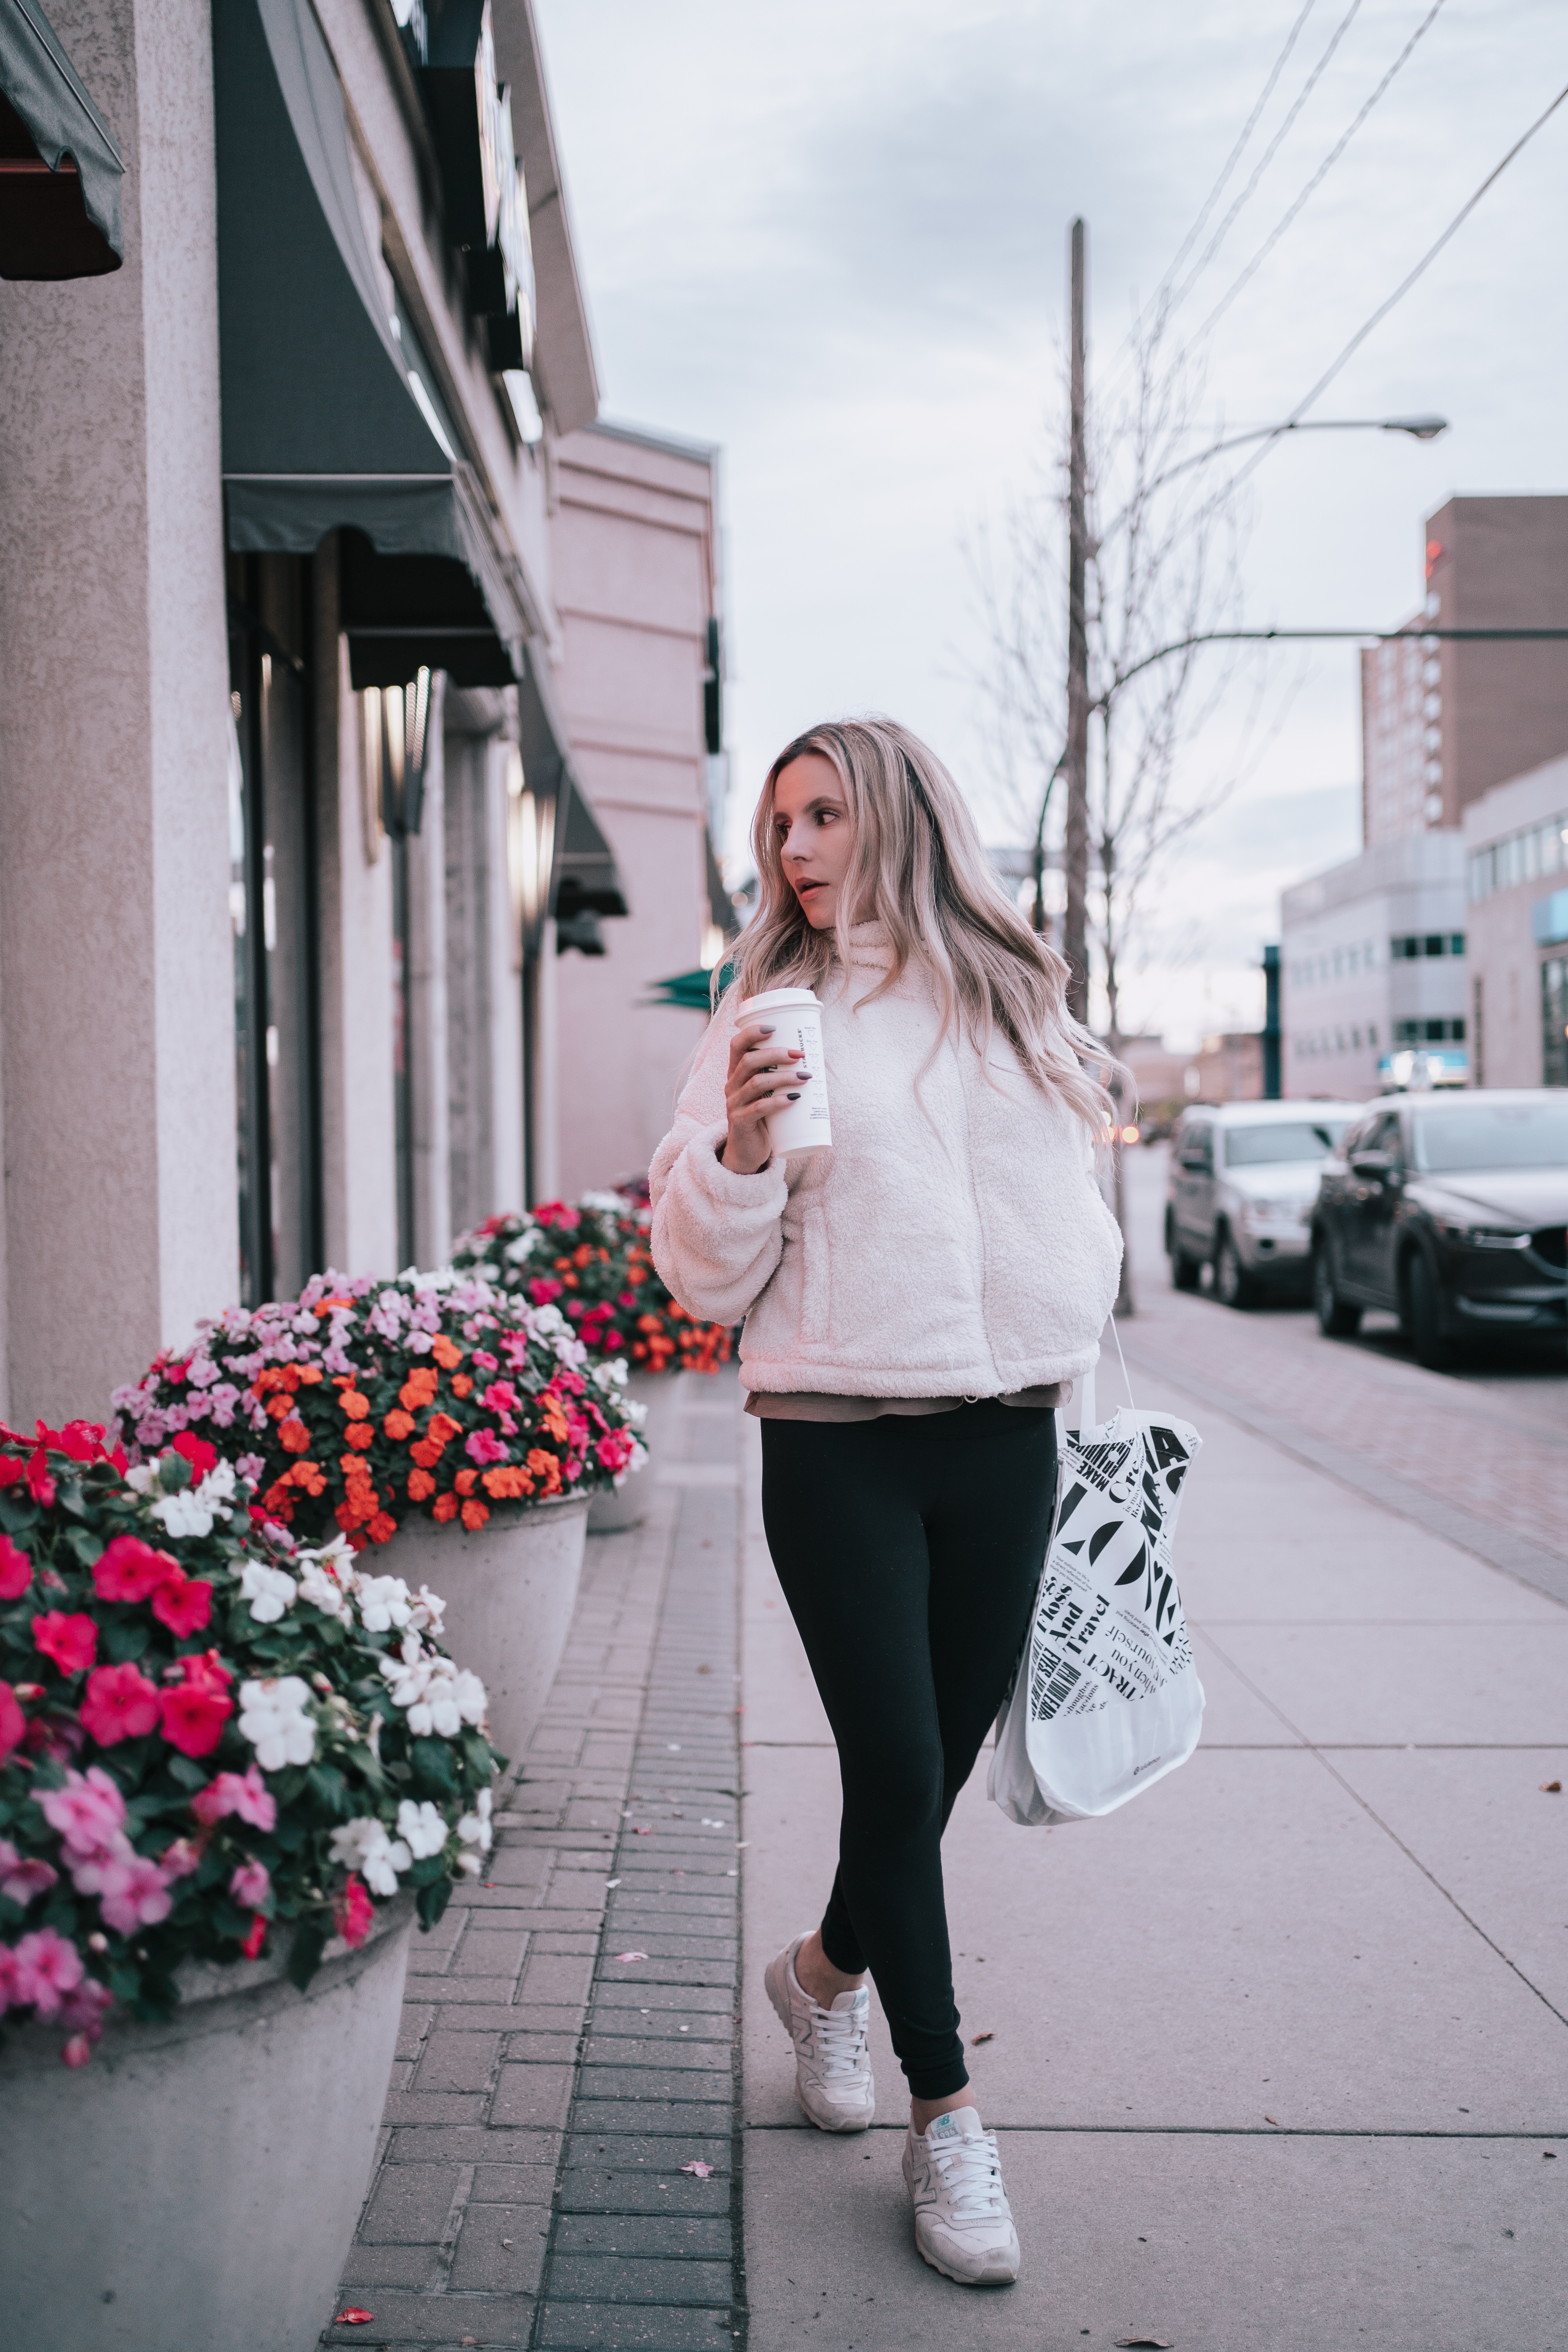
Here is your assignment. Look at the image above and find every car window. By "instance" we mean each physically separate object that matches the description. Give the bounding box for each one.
[1224,1120,1354,1167]
[1370,1112,1404,1162]
[1179,1124,1212,1170]
[1411,1100,1568,1173]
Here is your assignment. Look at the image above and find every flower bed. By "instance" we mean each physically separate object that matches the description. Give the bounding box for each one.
[0,1419,502,2066]
[452,1189,732,1377]
[111,1269,644,1553]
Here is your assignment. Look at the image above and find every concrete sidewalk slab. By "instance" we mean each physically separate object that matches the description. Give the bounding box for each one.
[742,2125,1566,2352]
[1208,1619,1568,1746]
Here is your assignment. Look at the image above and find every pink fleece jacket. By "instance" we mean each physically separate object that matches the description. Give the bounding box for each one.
[648,925,1123,1400]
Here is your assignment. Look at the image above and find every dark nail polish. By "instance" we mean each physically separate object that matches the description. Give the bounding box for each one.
[786,1090,801,1100]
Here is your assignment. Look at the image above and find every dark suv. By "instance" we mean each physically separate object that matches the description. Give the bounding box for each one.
[1311,1090,1568,1367]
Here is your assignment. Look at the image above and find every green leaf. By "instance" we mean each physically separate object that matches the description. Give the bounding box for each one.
[287,1920,327,1991]
[55,1476,87,1520]
[416,1877,453,1929]
[306,1762,350,1817]
[270,1815,307,1854]
[405,1853,447,1889]
[160,1450,193,1492]
[166,1754,209,1793]
[109,1963,143,2000]
[102,1617,151,1664]
[0,1494,39,1535]
[409,1737,457,1798]
[64,1524,104,1568]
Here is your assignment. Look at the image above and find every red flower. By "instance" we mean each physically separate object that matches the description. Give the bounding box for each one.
[0,1534,32,1599]
[177,1648,234,1696]
[80,1662,161,1745]
[32,1611,98,1676]
[170,1430,218,1479]
[0,1682,25,1766]
[335,1872,375,1948]
[160,1678,231,1758]
[25,1449,55,1508]
[240,1911,268,1959]
[150,1568,212,1638]
[93,1534,178,1604]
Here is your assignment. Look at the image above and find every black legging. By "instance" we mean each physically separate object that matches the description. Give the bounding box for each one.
[760,1400,1058,2101]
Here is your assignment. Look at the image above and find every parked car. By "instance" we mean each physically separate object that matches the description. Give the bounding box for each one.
[1311,1089,1568,1367]
[1165,1100,1364,1307]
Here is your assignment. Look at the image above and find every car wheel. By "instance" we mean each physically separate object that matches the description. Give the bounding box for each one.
[1214,1230,1255,1310]
[1403,1252,1453,1370]
[1166,1211,1201,1292]
[1312,1243,1361,1338]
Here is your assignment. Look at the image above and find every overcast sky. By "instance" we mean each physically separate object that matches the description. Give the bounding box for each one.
[532,0,1568,1044]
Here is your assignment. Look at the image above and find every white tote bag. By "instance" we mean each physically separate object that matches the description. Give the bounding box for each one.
[989,1343,1204,1826]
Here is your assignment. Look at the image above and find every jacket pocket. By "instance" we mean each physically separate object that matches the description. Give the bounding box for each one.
[799,1200,831,1345]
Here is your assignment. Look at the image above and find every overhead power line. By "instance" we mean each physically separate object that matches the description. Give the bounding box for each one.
[1167,0,1368,318]
[1155,0,1319,305]
[1196,0,1449,342]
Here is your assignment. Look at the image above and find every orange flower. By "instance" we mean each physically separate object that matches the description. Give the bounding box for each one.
[454,1468,477,1496]
[482,1465,534,1499]
[261,1481,295,1521]
[343,1422,374,1451]
[427,1413,461,1446]
[255,1367,290,1396]
[335,1499,361,1534]
[278,1416,311,1454]
[367,1512,397,1544]
[407,1468,436,1500]
[288,1461,327,1496]
[539,1394,570,1445]
[264,1392,294,1421]
[628,1263,647,1286]
[430,1334,463,1370]
[460,1499,490,1531]
[296,1364,324,1385]
[314,1295,355,1316]
[409,1437,443,1471]
[572,1244,593,1269]
[339,1390,370,1421]
[399,1367,439,1412]
[432,1492,459,1523]
[450,1374,473,1398]
[525,1447,563,1497]
[383,1409,415,1440]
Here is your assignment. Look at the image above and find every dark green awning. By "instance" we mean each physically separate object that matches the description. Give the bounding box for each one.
[0,0,123,278]
[647,967,728,1012]
[215,0,524,675]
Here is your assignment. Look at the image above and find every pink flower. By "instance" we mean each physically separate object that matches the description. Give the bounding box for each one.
[58,1975,113,2038]
[190,1763,276,1832]
[94,1853,174,1935]
[527,1278,563,1305]
[37,1767,127,1864]
[32,1611,98,1676]
[0,1837,59,1907]
[151,1568,212,1638]
[230,1859,270,1909]
[80,1662,162,1746]
[93,1534,178,1604]
[481,1380,519,1416]
[0,1534,32,1599]
[159,1678,231,1759]
[471,1349,498,1372]
[11,1926,83,2016]
[334,1873,375,1948]
[62,2032,94,2067]
[0,1682,24,1766]
[465,1427,507,1466]
[159,1837,201,1882]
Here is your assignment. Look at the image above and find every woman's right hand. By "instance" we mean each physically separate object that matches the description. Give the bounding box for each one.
[720,1022,808,1174]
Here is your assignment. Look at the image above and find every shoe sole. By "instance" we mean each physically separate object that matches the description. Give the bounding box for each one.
[915,2241,1021,2288]
[764,1945,873,2134]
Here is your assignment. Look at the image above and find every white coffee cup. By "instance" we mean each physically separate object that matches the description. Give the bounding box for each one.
[740,987,832,1155]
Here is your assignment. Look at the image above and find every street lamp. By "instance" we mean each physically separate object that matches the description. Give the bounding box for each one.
[1096,414,1449,546]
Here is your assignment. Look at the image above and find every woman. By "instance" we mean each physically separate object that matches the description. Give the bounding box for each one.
[649,719,1121,2287]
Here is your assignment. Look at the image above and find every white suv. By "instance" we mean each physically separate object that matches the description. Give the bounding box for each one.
[1165,1100,1365,1308]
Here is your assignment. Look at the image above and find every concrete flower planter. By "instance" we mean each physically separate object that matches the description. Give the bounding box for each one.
[587,1370,669,1533]
[0,1894,413,2352]
[383,1493,588,1765]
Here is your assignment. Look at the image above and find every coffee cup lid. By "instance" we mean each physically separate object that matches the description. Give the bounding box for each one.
[740,987,820,1013]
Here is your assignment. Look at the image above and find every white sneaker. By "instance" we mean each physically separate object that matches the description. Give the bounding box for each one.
[902,2106,1021,2285]
[763,1933,874,2132]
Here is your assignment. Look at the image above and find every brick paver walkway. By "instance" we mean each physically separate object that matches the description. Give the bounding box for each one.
[324,1376,746,2350]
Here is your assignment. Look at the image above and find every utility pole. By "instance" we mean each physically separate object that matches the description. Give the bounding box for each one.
[1062,217,1090,1029]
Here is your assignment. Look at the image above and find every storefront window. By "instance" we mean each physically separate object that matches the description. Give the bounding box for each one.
[1544,958,1568,1089]
[228,555,322,1304]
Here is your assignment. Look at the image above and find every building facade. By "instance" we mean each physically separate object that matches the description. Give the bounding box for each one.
[0,0,724,1427]
[1463,751,1568,1089]
[1361,495,1568,844]
[1281,834,1468,1099]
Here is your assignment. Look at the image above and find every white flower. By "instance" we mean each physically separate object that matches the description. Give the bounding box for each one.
[296,1555,353,1626]
[238,1676,316,1769]
[504,1230,541,1263]
[529,1304,566,1338]
[125,1463,158,1495]
[409,1583,446,1636]
[239,1559,299,1624]
[380,1650,488,1738]
[592,1359,628,1394]
[456,1849,484,1876]
[457,1788,493,1854]
[199,1459,238,1504]
[150,1487,216,1538]
[356,1574,415,1633]
[396,1799,449,1860]
[579,1190,625,1213]
[330,1816,410,1897]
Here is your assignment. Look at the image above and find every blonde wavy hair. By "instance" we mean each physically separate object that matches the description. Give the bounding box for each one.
[727,717,1118,1135]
